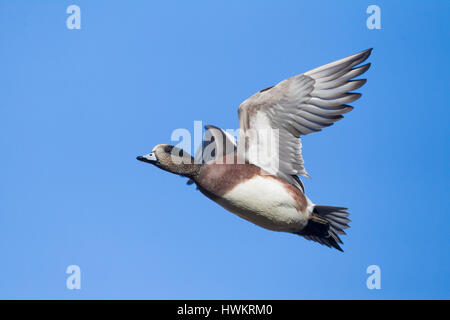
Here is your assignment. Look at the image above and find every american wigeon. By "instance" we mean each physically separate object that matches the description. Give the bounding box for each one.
[137,49,372,251]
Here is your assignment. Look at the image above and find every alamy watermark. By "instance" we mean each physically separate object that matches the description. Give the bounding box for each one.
[366,265,381,290]
[366,5,381,30]
[162,121,280,171]
[66,265,81,290]
[66,5,81,30]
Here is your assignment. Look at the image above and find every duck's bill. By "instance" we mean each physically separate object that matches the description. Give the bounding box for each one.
[136,153,157,164]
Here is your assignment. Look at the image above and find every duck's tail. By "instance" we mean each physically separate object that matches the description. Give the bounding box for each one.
[298,205,351,252]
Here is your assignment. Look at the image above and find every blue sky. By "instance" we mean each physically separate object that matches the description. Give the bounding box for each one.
[0,0,449,299]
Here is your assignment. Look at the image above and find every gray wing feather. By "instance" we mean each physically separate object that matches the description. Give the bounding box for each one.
[193,125,237,164]
[237,49,372,187]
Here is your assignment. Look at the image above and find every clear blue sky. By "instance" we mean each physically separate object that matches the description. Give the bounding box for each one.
[0,0,449,299]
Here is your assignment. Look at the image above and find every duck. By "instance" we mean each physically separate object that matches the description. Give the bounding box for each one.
[137,49,372,251]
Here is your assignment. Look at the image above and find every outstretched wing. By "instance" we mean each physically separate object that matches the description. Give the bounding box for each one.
[237,49,372,188]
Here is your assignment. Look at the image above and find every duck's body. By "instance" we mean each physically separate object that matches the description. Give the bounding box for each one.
[195,159,311,233]
[137,49,372,251]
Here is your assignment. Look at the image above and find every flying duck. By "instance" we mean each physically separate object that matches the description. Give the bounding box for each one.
[137,49,372,251]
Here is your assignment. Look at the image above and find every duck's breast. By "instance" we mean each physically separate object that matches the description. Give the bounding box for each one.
[219,174,308,232]
[196,163,309,232]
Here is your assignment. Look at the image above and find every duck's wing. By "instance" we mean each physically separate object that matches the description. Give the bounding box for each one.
[237,49,372,188]
[187,125,238,185]
[194,125,237,164]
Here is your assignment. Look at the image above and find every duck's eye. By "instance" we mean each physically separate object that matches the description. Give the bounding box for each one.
[164,146,174,153]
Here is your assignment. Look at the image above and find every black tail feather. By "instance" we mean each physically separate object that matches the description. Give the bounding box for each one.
[299,205,351,252]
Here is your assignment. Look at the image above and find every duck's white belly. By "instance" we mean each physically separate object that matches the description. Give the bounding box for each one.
[216,176,309,232]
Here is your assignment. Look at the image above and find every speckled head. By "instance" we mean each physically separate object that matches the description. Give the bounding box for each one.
[136,144,200,178]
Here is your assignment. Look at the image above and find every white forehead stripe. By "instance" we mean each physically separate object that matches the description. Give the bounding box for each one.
[152,144,165,152]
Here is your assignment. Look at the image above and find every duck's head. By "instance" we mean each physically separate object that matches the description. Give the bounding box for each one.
[137,144,200,178]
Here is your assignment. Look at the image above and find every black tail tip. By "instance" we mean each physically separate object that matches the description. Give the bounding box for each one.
[328,235,344,252]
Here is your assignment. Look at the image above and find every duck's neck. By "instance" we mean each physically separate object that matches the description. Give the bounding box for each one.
[166,163,201,179]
